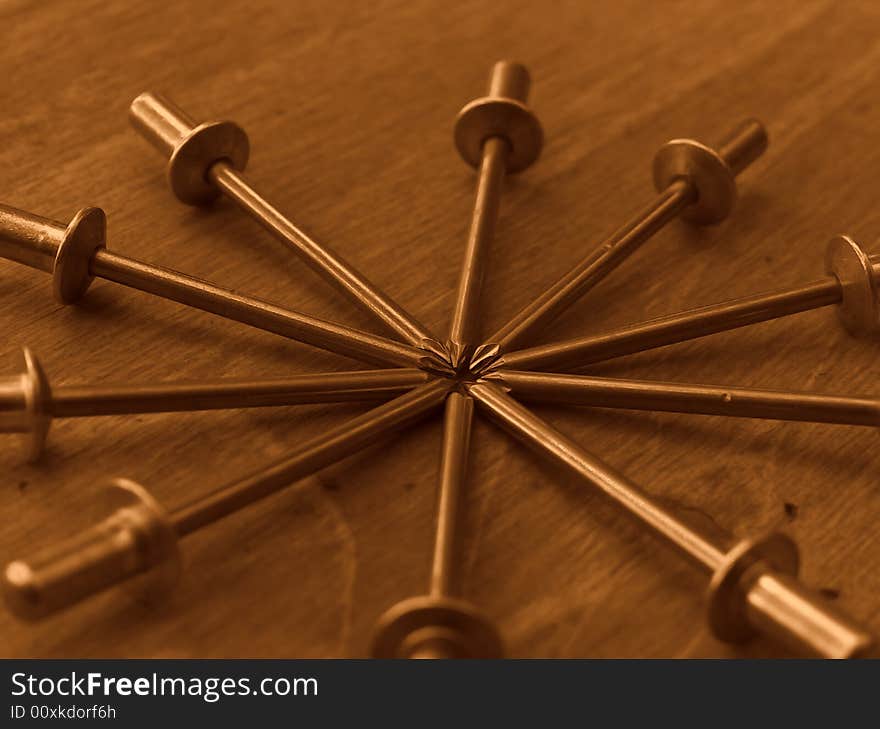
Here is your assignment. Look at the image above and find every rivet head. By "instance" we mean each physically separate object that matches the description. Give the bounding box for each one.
[102,478,180,606]
[371,594,503,658]
[706,532,799,643]
[825,235,880,336]
[168,121,250,205]
[0,348,50,460]
[652,139,736,225]
[454,97,543,173]
[53,207,106,304]
[19,348,51,462]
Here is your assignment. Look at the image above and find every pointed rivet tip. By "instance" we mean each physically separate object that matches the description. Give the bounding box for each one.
[418,353,456,378]
[420,337,450,357]
[445,341,475,374]
[419,338,456,368]
[468,345,502,377]
[476,371,511,393]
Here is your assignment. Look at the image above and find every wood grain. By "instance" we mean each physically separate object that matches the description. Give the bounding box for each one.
[1,0,879,657]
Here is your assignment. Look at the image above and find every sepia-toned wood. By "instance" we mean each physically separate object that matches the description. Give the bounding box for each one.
[2,0,879,657]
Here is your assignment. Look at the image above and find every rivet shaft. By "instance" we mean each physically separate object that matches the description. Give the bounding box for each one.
[0,203,438,370]
[91,251,428,368]
[130,93,437,349]
[449,137,508,359]
[48,369,429,417]
[483,119,767,354]
[499,265,875,372]
[469,382,731,569]
[467,381,875,658]
[449,63,530,362]
[170,380,451,535]
[430,392,474,598]
[3,380,452,620]
[488,369,880,426]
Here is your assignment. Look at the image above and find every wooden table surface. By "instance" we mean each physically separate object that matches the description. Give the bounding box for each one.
[2,0,879,658]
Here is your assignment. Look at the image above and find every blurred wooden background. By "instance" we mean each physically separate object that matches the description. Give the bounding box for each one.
[2,0,879,657]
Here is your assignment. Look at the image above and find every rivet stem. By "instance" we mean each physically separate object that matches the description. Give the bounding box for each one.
[92,250,431,368]
[487,180,695,353]
[170,380,451,536]
[449,63,531,364]
[468,381,730,570]
[49,369,429,418]
[449,137,508,360]
[498,269,868,372]
[429,392,474,598]
[488,369,880,426]
[206,162,437,348]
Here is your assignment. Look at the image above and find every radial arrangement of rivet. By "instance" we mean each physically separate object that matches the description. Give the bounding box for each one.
[2,61,878,658]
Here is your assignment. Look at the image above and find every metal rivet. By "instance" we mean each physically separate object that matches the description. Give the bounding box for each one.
[479,119,767,358]
[468,381,876,659]
[129,93,439,351]
[653,119,768,224]
[454,60,543,174]
[2,60,873,660]
[706,532,799,642]
[372,393,503,658]
[448,62,542,369]
[129,92,249,206]
[0,203,442,371]
[2,382,451,620]
[0,349,429,462]
[499,238,880,372]
[0,204,105,304]
[371,594,502,659]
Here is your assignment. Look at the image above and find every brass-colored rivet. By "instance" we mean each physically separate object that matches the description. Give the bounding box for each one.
[2,382,452,620]
[129,92,440,351]
[0,202,435,370]
[454,60,543,174]
[653,118,768,224]
[466,380,876,658]
[371,393,503,659]
[481,118,768,355]
[129,92,250,206]
[499,238,880,373]
[0,349,430,462]
[449,62,542,370]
